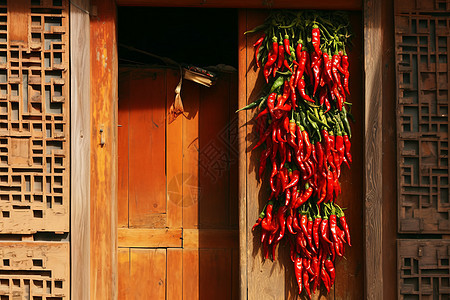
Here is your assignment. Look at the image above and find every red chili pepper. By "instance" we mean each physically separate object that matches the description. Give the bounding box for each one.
[303,268,311,297]
[329,205,339,243]
[295,256,303,295]
[320,217,332,244]
[313,216,321,252]
[295,185,312,208]
[311,25,321,56]
[323,52,333,87]
[252,217,263,231]
[321,261,331,293]
[258,145,272,180]
[305,51,313,86]
[307,215,316,253]
[277,40,285,69]
[336,205,351,246]
[312,256,320,293]
[301,127,312,162]
[253,35,265,68]
[287,214,296,235]
[332,53,345,93]
[295,41,302,64]
[295,51,306,88]
[274,206,287,244]
[263,37,279,82]
[283,59,292,73]
[292,213,303,233]
[343,134,352,164]
[283,34,291,56]
[285,169,300,189]
[251,123,272,151]
[311,52,322,96]
[297,77,315,103]
[341,54,350,94]
[324,259,336,287]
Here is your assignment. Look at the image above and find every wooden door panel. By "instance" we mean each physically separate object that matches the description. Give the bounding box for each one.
[198,77,232,229]
[182,81,200,229]
[118,68,238,299]
[130,249,167,300]
[128,70,167,226]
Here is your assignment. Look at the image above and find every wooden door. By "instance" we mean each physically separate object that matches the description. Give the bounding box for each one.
[117,67,239,299]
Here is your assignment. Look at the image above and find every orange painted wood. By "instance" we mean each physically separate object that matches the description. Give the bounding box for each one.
[198,73,232,228]
[117,0,362,10]
[117,68,239,299]
[118,248,131,300]
[7,0,29,45]
[182,81,200,229]
[118,228,182,248]
[166,248,183,300]
[198,249,233,300]
[166,69,183,229]
[182,249,199,300]
[90,0,118,299]
[128,70,167,227]
[130,248,166,300]
[118,71,130,228]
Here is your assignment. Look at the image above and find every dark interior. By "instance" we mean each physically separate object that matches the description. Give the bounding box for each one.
[118,7,238,68]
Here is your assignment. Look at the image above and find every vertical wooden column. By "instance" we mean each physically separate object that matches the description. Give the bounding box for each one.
[71,0,91,299]
[90,0,118,299]
[364,0,384,298]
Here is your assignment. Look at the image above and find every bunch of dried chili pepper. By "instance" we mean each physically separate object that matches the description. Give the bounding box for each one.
[238,10,354,298]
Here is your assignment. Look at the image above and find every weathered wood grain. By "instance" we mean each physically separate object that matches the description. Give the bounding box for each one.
[167,248,183,300]
[70,0,91,299]
[166,69,183,229]
[7,0,28,45]
[118,228,182,248]
[381,0,398,298]
[90,0,118,298]
[364,0,384,298]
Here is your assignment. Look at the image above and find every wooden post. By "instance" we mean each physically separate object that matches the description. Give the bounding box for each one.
[364,0,384,298]
[90,0,118,299]
[70,0,91,299]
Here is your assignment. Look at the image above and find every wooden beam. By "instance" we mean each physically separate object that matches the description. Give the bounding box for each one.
[237,9,248,300]
[117,0,362,10]
[70,0,91,299]
[118,228,182,248]
[364,0,384,298]
[90,0,118,299]
[183,229,238,249]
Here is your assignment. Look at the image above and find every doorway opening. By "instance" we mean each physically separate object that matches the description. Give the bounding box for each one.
[117,7,239,300]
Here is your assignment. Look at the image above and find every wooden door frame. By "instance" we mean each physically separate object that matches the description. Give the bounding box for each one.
[69,0,386,299]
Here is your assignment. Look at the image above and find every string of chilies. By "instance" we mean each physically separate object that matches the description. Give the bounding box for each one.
[237,10,354,297]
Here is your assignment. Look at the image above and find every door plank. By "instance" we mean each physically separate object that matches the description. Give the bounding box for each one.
[166,69,183,229]
[182,249,199,300]
[118,228,182,248]
[198,249,232,300]
[118,71,131,228]
[118,248,131,300]
[128,70,167,226]
[167,248,183,300]
[130,248,166,300]
[182,81,200,229]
